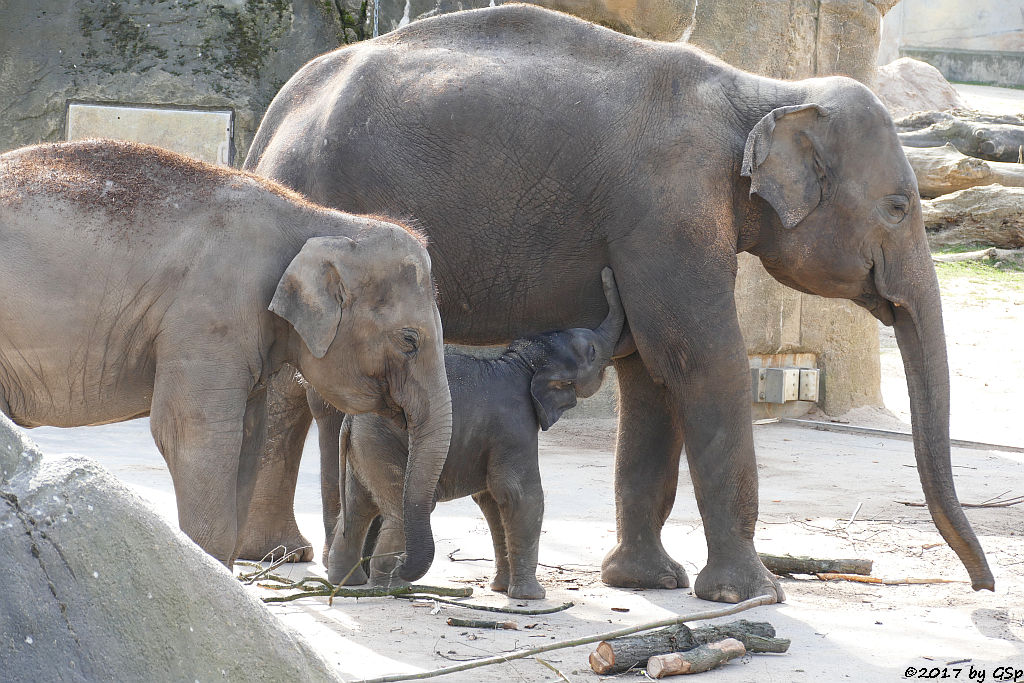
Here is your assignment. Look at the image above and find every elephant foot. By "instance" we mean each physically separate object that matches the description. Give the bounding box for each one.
[328,561,368,586]
[235,521,314,563]
[693,551,784,604]
[601,542,690,589]
[507,578,546,600]
[489,572,510,594]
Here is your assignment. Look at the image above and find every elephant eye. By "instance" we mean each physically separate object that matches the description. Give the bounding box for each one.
[879,194,909,225]
[587,343,597,363]
[397,328,420,356]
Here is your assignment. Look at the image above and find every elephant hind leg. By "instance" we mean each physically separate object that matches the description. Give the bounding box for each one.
[472,490,511,593]
[601,352,690,590]
[237,368,315,563]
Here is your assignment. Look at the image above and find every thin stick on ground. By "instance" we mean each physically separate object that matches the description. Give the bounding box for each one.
[349,594,777,683]
[262,583,474,603]
[535,658,570,682]
[814,573,966,585]
[237,545,312,585]
[330,551,404,605]
[896,493,1023,508]
[395,595,575,615]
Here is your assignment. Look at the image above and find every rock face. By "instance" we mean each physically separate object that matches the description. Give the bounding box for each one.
[685,0,901,87]
[875,58,967,118]
[0,0,348,163]
[0,414,338,681]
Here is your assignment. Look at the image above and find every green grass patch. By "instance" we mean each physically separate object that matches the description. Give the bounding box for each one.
[934,260,1024,286]
[950,80,1024,92]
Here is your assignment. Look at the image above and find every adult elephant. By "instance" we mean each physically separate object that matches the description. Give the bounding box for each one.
[241,5,993,602]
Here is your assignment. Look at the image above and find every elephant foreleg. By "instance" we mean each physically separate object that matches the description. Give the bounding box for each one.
[306,387,345,561]
[149,360,251,565]
[237,368,315,562]
[601,352,689,590]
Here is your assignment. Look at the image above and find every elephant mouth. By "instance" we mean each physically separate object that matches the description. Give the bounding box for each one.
[854,290,896,326]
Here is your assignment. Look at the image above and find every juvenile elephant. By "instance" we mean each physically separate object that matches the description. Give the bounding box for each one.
[243,5,993,601]
[0,140,452,579]
[329,268,624,599]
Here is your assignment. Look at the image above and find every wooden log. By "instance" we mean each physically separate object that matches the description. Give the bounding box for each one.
[933,247,1024,266]
[646,639,746,678]
[759,553,873,576]
[922,185,1024,249]
[446,617,518,629]
[895,111,1024,162]
[904,144,1024,198]
[589,619,781,675]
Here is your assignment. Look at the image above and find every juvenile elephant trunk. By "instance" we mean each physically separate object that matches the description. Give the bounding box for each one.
[398,372,453,582]
[886,249,994,591]
[592,267,626,369]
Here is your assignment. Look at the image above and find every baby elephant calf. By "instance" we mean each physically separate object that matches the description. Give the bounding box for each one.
[328,269,623,599]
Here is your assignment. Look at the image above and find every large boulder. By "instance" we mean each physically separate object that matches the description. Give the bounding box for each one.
[876,58,968,118]
[0,414,338,681]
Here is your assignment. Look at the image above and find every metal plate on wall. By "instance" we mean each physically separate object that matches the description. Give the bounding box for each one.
[66,103,233,165]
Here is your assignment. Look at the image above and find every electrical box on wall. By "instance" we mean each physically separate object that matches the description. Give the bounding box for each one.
[751,367,820,404]
[66,103,234,166]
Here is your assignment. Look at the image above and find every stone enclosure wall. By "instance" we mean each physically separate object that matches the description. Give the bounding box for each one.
[0,0,892,417]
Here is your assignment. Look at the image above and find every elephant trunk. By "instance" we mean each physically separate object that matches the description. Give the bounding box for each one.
[592,267,626,366]
[883,244,994,591]
[397,363,453,583]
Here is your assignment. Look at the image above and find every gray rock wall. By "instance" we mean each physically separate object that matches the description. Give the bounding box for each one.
[0,0,349,163]
[0,414,338,681]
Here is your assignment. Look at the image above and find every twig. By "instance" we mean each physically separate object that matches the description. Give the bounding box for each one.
[237,546,312,585]
[447,549,492,562]
[896,495,1024,509]
[536,658,571,682]
[262,584,473,603]
[845,502,863,530]
[447,617,518,629]
[348,594,776,682]
[330,551,405,605]
[814,573,966,585]
[396,595,575,615]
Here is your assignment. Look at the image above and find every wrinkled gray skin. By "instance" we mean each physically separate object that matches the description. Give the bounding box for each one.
[329,268,624,599]
[243,5,994,601]
[0,141,452,580]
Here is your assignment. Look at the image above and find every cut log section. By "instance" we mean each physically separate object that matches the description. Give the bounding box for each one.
[589,619,786,675]
[759,553,873,576]
[896,111,1024,163]
[646,639,747,678]
[922,185,1024,249]
[905,144,1024,198]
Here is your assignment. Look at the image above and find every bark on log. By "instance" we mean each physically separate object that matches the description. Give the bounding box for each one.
[896,111,1024,163]
[646,639,746,678]
[588,619,781,675]
[905,144,1024,198]
[446,617,518,629]
[922,185,1024,249]
[759,553,873,576]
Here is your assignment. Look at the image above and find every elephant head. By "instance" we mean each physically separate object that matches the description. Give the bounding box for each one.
[741,78,994,591]
[516,267,625,430]
[270,223,452,582]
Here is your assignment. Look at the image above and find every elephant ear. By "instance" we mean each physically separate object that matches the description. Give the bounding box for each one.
[270,236,355,359]
[741,104,830,229]
[529,371,578,431]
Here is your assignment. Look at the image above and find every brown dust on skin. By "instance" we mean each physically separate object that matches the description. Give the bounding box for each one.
[0,139,426,244]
